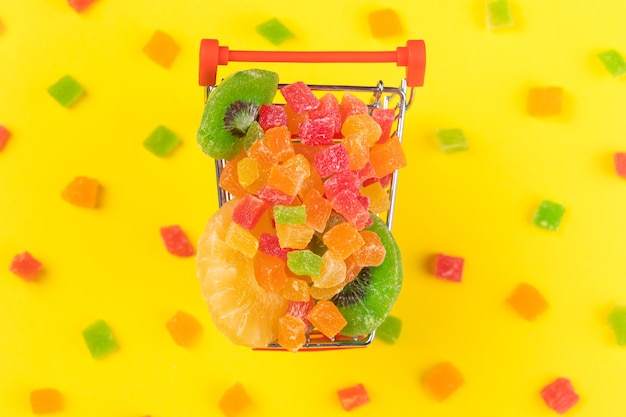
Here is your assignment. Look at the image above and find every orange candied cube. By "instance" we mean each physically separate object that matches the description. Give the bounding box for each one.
[218,382,251,417]
[30,388,63,414]
[278,314,307,352]
[219,152,247,199]
[247,138,277,170]
[303,188,332,233]
[285,103,309,136]
[276,223,315,250]
[344,135,370,170]
[323,222,365,259]
[527,86,563,116]
[353,230,386,267]
[143,30,180,68]
[280,277,311,302]
[225,222,258,258]
[312,250,346,289]
[254,251,288,293]
[61,176,100,208]
[307,300,347,339]
[166,310,203,347]
[369,136,407,179]
[264,126,294,163]
[297,166,324,200]
[507,282,548,321]
[360,181,390,214]
[267,155,310,196]
[341,113,382,147]
[344,254,362,283]
[423,362,464,402]
[368,8,405,38]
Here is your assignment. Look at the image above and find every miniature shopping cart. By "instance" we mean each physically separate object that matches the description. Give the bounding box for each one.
[198,39,426,350]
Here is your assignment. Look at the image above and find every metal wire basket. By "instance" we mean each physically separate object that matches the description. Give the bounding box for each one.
[198,39,426,350]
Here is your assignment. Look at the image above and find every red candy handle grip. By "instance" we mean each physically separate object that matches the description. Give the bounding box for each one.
[199,39,426,88]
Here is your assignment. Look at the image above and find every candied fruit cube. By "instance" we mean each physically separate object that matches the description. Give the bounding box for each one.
[280,81,319,114]
[254,251,288,293]
[323,222,365,259]
[337,383,370,411]
[314,143,350,178]
[330,190,372,230]
[312,250,346,289]
[299,117,335,146]
[533,200,566,231]
[436,128,469,154]
[287,250,323,276]
[307,300,347,339]
[258,104,287,130]
[243,121,265,151]
[166,310,202,347]
[236,157,260,189]
[308,93,342,135]
[285,103,309,135]
[353,230,386,267]
[286,298,315,327]
[256,17,294,46]
[486,0,514,30]
[281,278,311,302]
[341,113,382,147]
[61,176,100,208]
[258,184,295,206]
[160,225,195,257]
[259,232,292,260]
[219,382,251,417]
[143,125,180,157]
[267,157,309,196]
[376,315,402,345]
[369,136,407,177]
[265,126,294,163]
[247,137,277,170]
[9,251,42,282]
[339,93,368,122]
[0,125,11,151]
[371,108,395,143]
[276,223,315,250]
[143,30,180,68]
[323,170,361,200]
[219,152,247,199]
[597,49,626,78]
[303,188,332,233]
[540,378,579,414]
[607,304,626,345]
[67,0,97,12]
[361,181,390,214]
[274,205,306,225]
[82,319,118,359]
[225,222,258,258]
[434,253,465,282]
[507,282,548,321]
[614,152,626,178]
[47,75,84,107]
[424,362,464,402]
[30,388,63,414]
[278,314,307,352]
[527,87,564,116]
[368,8,404,38]
[232,194,268,230]
[344,135,370,170]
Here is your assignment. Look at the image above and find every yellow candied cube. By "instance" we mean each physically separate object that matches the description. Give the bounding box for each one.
[361,181,390,214]
[237,157,260,189]
[225,222,258,258]
[276,223,314,250]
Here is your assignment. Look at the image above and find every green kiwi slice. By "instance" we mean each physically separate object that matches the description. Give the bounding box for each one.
[332,214,403,338]
[197,69,279,160]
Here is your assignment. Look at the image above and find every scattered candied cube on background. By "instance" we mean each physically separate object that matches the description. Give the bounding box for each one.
[9,251,43,282]
[30,388,63,414]
[0,124,11,151]
[143,30,180,68]
[527,87,564,116]
[436,128,469,154]
[160,225,195,257]
[486,0,514,30]
[607,304,626,345]
[47,75,85,108]
[219,382,251,417]
[433,253,465,282]
[597,49,626,78]
[507,282,548,321]
[368,9,404,38]
[61,176,100,208]
[166,310,203,347]
[255,18,294,46]
[423,362,465,402]
[375,315,402,344]
[82,319,118,359]
[67,0,98,13]
[540,377,580,414]
[614,152,626,178]
[337,383,370,411]
[532,200,566,232]
[143,125,181,157]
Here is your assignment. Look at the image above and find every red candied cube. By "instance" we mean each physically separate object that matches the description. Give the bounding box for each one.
[259,232,293,260]
[356,161,377,184]
[615,152,626,179]
[337,383,370,411]
[434,253,464,282]
[160,225,195,257]
[339,93,368,123]
[298,117,335,146]
[331,189,372,230]
[258,183,295,206]
[232,194,268,230]
[280,81,320,114]
[0,125,10,151]
[9,251,42,282]
[309,93,342,135]
[314,143,350,178]
[541,378,579,414]
[379,173,393,188]
[371,108,395,143]
[67,0,97,12]
[286,298,315,329]
[258,104,288,131]
[323,170,361,200]
[358,195,370,211]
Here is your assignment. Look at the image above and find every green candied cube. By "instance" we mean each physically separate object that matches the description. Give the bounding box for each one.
[287,250,323,276]
[533,200,566,231]
[486,0,514,30]
[436,128,469,153]
[597,49,626,78]
[273,205,306,225]
[243,121,265,151]
[608,304,626,345]
[256,18,295,46]
[47,75,85,107]
[82,320,118,359]
[143,125,180,157]
[375,315,402,345]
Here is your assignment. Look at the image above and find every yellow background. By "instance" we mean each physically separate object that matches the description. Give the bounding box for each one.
[1,1,626,416]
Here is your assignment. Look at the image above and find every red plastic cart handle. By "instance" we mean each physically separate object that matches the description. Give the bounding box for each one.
[199,39,426,88]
